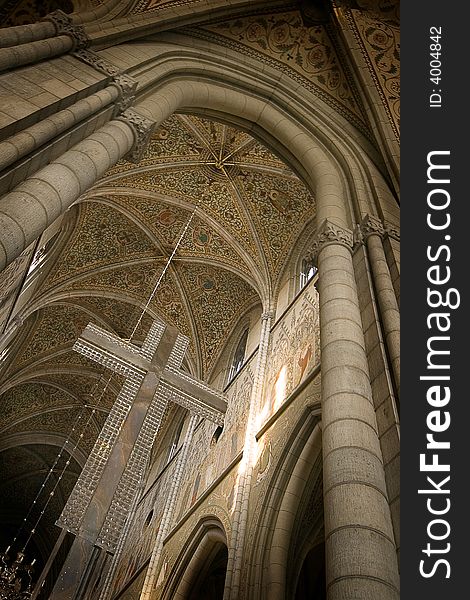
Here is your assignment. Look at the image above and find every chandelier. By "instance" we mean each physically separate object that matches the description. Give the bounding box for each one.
[0,548,35,600]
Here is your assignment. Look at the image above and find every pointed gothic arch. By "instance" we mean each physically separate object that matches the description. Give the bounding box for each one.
[247,407,323,600]
[161,517,228,600]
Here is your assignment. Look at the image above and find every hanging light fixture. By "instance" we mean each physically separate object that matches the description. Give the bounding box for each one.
[0,547,35,599]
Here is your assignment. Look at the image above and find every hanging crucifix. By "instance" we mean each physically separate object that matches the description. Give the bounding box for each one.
[49,318,227,600]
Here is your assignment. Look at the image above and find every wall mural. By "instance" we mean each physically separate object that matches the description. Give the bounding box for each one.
[111,456,178,595]
[258,279,320,429]
[174,363,254,522]
[111,358,254,596]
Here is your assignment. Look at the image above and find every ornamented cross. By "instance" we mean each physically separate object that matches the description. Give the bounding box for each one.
[57,318,226,554]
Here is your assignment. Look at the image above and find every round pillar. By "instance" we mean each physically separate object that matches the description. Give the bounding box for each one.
[0,109,156,271]
[361,215,400,395]
[313,219,399,600]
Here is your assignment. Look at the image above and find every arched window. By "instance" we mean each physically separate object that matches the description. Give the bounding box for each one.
[299,257,317,290]
[228,329,249,383]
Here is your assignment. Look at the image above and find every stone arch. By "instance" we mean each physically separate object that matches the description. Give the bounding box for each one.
[162,516,228,600]
[247,407,322,600]
[108,41,398,225]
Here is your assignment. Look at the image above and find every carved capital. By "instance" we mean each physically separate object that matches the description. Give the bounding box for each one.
[44,10,89,50]
[111,74,138,115]
[309,219,354,261]
[384,222,400,241]
[360,214,385,239]
[73,49,138,115]
[117,108,156,162]
[261,310,274,322]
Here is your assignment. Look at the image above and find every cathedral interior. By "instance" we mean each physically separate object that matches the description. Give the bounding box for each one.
[0,1,400,599]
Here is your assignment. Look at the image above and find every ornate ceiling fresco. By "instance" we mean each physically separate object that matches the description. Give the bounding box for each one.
[194,10,368,136]
[0,115,316,539]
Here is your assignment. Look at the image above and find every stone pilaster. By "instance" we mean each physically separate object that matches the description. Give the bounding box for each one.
[224,310,273,600]
[0,119,136,271]
[359,215,400,394]
[73,49,138,115]
[0,86,120,172]
[0,11,89,73]
[0,21,57,48]
[312,218,399,599]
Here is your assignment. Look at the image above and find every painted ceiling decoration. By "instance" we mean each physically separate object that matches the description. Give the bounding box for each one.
[342,0,400,139]
[190,10,370,137]
[0,0,73,27]
[0,115,316,489]
[0,115,316,579]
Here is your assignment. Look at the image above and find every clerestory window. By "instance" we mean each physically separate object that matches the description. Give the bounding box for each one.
[228,328,249,383]
[299,257,317,290]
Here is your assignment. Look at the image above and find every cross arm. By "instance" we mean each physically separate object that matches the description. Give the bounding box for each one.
[161,367,227,426]
[73,323,151,378]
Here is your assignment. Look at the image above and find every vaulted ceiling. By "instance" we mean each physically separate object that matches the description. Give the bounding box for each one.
[0,114,316,566]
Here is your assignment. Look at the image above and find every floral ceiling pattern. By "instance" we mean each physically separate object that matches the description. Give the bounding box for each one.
[0,115,316,563]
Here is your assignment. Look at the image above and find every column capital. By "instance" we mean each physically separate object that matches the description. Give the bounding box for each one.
[73,49,137,115]
[43,10,89,50]
[116,108,156,162]
[309,219,354,261]
[112,74,138,114]
[359,214,385,239]
[384,221,400,241]
[261,310,274,322]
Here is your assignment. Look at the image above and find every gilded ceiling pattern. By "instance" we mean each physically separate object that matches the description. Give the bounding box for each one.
[9,409,100,457]
[191,10,368,136]
[13,303,93,367]
[103,114,316,284]
[178,262,259,373]
[0,114,316,564]
[48,201,157,285]
[112,169,258,259]
[71,296,154,341]
[62,262,195,352]
[343,0,400,139]
[110,195,247,273]
[0,383,81,432]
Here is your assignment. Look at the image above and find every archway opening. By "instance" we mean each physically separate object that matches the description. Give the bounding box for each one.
[294,541,326,600]
[187,543,228,600]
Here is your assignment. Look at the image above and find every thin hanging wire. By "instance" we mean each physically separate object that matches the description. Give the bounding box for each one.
[8,371,113,552]
[129,195,203,342]
[10,195,203,558]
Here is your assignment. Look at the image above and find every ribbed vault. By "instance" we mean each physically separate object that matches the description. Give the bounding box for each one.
[0,113,316,575]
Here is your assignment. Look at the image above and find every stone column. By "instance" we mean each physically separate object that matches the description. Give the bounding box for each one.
[0,11,89,73]
[0,50,137,173]
[138,413,199,600]
[0,86,120,172]
[224,310,273,600]
[0,109,155,271]
[360,215,400,395]
[0,21,56,48]
[312,219,399,600]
